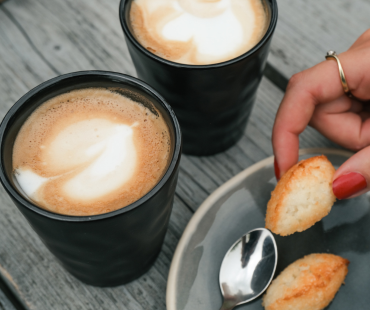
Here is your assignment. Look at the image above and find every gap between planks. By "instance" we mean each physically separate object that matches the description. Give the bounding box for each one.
[0,272,25,310]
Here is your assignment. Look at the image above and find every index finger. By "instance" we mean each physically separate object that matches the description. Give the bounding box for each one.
[272,59,344,177]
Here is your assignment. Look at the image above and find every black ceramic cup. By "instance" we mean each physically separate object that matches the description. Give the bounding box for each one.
[0,71,182,287]
[119,0,278,156]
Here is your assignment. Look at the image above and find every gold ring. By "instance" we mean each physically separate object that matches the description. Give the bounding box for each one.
[325,51,352,97]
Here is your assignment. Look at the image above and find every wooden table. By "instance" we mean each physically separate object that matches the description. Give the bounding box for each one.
[0,0,368,309]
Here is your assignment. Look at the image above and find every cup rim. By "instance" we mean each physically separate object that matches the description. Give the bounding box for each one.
[0,70,182,222]
[119,0,278,69]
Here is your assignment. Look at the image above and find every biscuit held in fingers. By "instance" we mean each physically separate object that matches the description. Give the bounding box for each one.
[265,155,336,236]
[262,253,349,310]
[273,30,370,178]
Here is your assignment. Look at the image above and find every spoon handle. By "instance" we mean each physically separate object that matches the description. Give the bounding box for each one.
[219,300,235,310]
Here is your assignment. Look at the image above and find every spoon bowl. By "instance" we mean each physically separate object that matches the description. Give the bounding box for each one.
[219,228,277,310]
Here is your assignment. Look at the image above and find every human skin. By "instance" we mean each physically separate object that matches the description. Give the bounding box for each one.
[272,29,370,199]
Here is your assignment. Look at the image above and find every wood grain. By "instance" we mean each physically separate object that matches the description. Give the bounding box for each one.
[0,0,342,309]
[270,0,370,79]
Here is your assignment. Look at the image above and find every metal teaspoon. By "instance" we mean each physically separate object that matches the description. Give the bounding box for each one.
[219,228,277,310]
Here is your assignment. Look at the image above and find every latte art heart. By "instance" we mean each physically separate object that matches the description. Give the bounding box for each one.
[13,88,171,216]
[16,121,137,202]
[130,0,269,65]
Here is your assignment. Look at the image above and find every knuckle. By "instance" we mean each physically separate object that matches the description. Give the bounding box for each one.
[351,142,366,152]
[287,72,303,90]
[352,145,362,152]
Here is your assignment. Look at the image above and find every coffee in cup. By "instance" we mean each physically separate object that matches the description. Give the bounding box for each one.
[120,0,277,156]
[12,88,171,216]
[0,71,181,286]
[129,0,269,65]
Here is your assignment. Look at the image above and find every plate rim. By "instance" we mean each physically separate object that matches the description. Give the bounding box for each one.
[166,147,354,310]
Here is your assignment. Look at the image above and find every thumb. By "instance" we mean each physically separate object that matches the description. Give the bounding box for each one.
[332,147,370,199]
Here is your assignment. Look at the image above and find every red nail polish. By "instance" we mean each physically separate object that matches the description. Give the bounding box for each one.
[332,172,367,200]
[274,158,280,180]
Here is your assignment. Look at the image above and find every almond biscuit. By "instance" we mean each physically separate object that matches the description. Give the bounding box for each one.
[265,155,336,236]
[262,253,349,310]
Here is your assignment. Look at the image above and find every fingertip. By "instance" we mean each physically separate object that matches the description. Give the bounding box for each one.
[332,172,367,200]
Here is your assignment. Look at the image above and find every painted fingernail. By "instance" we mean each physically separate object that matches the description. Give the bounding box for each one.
[332,172,367,200]
[274,157,280,180]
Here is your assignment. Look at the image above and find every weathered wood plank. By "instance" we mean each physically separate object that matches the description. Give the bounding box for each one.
[0,9,55,117]
[270,0,370,78]
[1,0,135,76]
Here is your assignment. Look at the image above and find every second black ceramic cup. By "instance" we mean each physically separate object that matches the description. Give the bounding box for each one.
[0,71,182,287]
[120,0,278,156]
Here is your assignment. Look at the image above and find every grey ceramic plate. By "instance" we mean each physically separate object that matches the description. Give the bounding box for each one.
[167,148,370,310]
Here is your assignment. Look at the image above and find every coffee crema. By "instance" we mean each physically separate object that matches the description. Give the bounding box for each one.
[13,88,171,216]
[129,0,269,65]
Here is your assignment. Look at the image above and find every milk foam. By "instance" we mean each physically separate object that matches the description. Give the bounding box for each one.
[162,0,247,58]
[15,168,48,199]
[130,0,268,65]
[15,120,137,202]
[12,88,171,216]
[64,123,136,200]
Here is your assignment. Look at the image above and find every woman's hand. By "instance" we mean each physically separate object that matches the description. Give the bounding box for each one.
[272,29,370,199]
